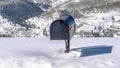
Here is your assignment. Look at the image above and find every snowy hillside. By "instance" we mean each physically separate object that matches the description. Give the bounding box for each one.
[0,38,120,68]
[0,0,120,37]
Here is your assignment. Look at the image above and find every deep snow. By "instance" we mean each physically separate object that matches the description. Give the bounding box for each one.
[0,38,120,68]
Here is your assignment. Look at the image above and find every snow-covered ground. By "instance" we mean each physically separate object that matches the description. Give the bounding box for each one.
[0,38,120,68]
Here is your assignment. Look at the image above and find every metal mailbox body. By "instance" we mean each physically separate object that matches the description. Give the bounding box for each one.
[50,15,75,40]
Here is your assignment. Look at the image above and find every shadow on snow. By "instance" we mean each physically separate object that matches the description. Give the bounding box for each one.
[72,45,113,57]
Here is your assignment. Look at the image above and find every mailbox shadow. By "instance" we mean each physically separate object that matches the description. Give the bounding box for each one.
[71,45,113,57]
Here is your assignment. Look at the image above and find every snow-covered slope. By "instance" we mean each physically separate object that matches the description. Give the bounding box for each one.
[0,38,120,68]
[0,0,120,37]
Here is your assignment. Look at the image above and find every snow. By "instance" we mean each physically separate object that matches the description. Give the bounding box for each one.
[1,1,120,37]
[0,38,120,68]
[75,10,120,37]
[74,0,81,2]
[0,0,120,67]
[94,11,119,29]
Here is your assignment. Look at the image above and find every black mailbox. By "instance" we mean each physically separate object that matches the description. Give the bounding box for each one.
[50,14,75,40]
[50,15,76,53]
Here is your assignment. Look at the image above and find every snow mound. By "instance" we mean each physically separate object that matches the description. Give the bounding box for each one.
[53,49,81,59]
[0,57,52,68]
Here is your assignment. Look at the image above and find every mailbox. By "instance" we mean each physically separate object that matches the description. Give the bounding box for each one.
[50,15,76,53]
[50,14,75,40]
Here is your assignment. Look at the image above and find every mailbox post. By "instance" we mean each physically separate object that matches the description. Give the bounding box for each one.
[65,40,70,53]
[50,14,75,53]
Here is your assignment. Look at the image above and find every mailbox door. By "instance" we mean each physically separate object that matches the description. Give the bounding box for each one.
[60,15,75,39]
[50,20,70,40]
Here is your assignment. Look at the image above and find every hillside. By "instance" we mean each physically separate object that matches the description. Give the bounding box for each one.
[0,0,120,37]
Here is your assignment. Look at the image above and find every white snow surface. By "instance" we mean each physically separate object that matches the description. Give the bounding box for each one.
[0,38,120,68]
